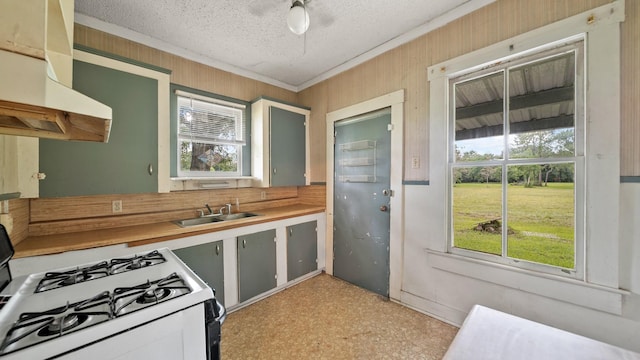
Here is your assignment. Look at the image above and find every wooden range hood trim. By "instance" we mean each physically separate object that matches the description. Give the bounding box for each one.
[0,49,113,143]
[0,99,111,142]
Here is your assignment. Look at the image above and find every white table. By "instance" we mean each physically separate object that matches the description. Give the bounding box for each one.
[444,305,640,359]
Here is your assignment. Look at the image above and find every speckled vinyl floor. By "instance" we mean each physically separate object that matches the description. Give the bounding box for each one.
[220,273,458,359]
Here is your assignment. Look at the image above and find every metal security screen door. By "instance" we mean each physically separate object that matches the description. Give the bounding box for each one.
[333,108,391,297]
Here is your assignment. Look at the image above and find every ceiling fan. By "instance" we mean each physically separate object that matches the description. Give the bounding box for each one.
[248,0,333,37]
[287,0,310,35]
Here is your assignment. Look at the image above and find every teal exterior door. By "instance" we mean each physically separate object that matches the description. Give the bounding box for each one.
[333,109,391,297]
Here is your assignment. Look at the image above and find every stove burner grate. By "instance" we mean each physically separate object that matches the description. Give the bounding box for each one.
[137,288,172,304]
[34,250,168,293]
[109,250,167,275]
[113,272,191,316]
[35,261,110,293]
[37,313,89,337]
[0,292,112,355]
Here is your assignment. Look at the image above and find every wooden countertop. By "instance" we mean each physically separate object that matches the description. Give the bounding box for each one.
[13,204,325,259]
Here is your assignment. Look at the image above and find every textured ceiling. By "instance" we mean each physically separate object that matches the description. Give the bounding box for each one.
[74,0,494,91]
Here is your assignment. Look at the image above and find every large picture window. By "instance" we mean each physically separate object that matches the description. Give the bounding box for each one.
[176,90,246,177]
[449,41,584,276]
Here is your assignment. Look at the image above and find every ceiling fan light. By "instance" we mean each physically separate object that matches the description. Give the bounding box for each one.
[287,0,309,35]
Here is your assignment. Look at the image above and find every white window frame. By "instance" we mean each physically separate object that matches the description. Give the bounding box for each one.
[176,90,246,178]
[447,41,586,279]
[427,0,624,308]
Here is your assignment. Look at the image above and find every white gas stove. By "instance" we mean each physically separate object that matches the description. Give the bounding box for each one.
[0,226,225,360]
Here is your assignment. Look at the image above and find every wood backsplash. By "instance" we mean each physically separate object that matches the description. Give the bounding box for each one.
[1,198,29,246]
[27,185,326,237]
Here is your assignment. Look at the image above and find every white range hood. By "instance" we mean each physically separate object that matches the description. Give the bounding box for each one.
[0,49,112,142]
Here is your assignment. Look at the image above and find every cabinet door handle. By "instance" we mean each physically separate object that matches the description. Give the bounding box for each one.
[289,228,293,237]
[215,245,220,255]
[148,164,153,175]
[242,239,246,248]
[273,168,277,174]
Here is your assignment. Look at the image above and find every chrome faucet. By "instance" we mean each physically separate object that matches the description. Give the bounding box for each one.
[219,203,232,215]
[197,204,215,217]
[198,203,231,217]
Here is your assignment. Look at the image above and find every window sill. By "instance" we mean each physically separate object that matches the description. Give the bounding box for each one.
[171,176,254,181]
[425,250,627,315]
[170,176,254,191]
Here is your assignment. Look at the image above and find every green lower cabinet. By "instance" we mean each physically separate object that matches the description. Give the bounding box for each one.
[287,221,318,281]
[173,241,224,305]
[237,229,277,303]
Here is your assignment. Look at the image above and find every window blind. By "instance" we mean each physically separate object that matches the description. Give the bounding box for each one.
[177,93,245,145]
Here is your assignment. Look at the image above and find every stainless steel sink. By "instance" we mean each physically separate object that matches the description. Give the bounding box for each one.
[173,216,223,227]
[173,212,260,227]
[217,212,260,221]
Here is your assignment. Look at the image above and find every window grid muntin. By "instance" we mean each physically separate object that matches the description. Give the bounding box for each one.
[176,93,245,177]
[448,40,584,278]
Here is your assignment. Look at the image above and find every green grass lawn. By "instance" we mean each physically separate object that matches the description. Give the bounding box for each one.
[453,182,575,269]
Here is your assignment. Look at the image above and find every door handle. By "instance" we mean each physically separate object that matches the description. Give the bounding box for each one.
[242,239,246,248]
[215,245,220,255]
[379,205,388,212]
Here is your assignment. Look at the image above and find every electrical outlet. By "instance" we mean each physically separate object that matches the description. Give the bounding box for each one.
[261,191,267,200]
[411,156,420,169]
[112,200,123,213]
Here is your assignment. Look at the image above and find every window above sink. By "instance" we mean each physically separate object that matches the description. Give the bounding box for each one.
[170,84,253,191]
[176,90,247,177]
